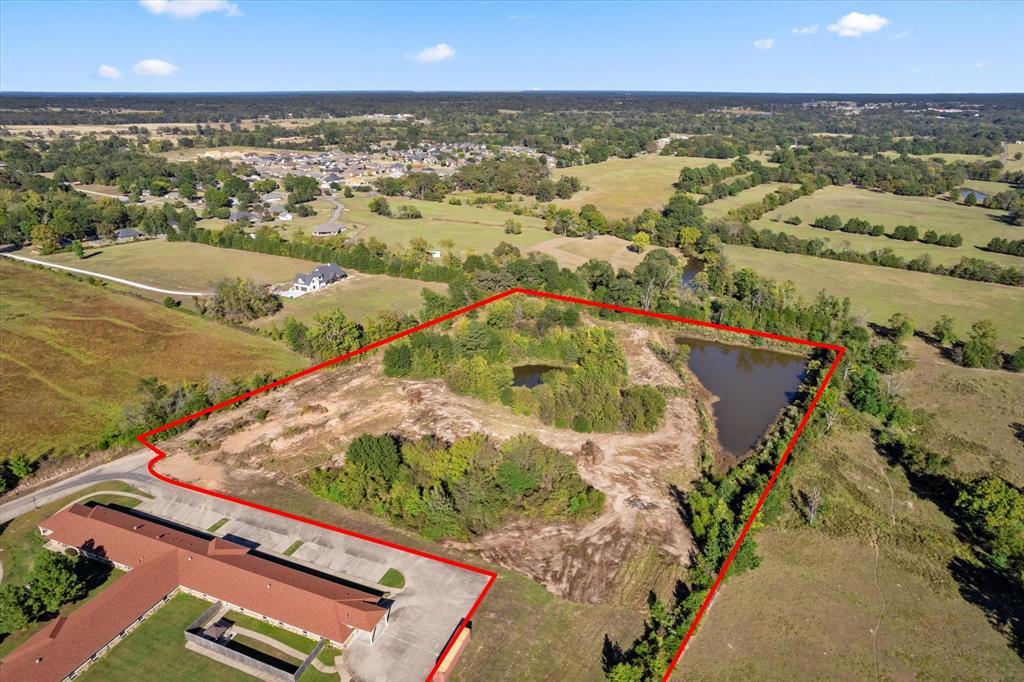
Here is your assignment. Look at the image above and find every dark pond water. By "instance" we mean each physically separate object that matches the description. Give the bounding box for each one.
[682,338,807,458]
[512,364,561,388]
[680,259,704,289]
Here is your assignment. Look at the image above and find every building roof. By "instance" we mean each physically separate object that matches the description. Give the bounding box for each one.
[1,504,386,682]
[312,263,346,280]
[311,225,344,235]
[114,228,142,239]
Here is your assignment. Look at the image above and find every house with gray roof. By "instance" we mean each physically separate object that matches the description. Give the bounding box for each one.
[286,262,347,297]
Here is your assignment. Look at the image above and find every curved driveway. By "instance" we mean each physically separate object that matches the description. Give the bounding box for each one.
[2,253,209,297]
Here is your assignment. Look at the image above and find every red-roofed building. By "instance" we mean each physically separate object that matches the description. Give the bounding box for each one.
[1,504,389,682]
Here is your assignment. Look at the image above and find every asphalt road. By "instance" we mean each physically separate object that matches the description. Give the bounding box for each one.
[0,449,157,523]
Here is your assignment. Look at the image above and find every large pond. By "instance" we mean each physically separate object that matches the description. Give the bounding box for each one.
[680,259,703,288]
[682,338,807,458]
[512,364,561,388]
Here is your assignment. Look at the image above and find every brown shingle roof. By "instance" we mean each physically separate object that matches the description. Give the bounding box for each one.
[1,504,386,682]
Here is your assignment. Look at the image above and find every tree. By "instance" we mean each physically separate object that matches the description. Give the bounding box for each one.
[0,584,33,634]
[308,310,364,360]
[503,218,523,235]
[961,319,999,369]
[31,224,60,255]
[29,550,86,613]
[70,240,85,259]
[199,279,281,323]
[346,434,401,483]
[932,315,958,345]
[888,312,914,342]
[6,454,34,480]
[964,191,978,207]
[281,317,311,355]
[369,196,392,217]
[631,231,650,253]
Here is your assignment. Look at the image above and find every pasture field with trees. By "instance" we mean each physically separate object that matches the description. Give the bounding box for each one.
[751,185,1023,268]
[723,244,1024,349]
[550,155,733,218]
[341,195,556,253]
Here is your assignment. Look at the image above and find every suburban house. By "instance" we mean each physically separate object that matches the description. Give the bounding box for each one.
[113,227,143,242]
[286,262,347,297]
[0,504,389,682]
[312,224,345,237]
[276,211,293,222]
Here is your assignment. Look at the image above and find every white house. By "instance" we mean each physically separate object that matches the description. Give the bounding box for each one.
[284,263,347,298]
[276,212,293,222]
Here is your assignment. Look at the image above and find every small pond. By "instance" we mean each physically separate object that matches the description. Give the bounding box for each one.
[512,364,561,388]
[680,259,704,289]
[682,338,807,458]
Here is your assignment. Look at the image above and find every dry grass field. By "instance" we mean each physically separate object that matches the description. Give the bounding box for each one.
[0,259,305,460]
[550,155,733,218]
[32,240,316,292]
[528,234,645,270]
[341,196,556,254]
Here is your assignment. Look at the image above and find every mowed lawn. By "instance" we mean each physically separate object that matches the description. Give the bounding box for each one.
[753,185,1023,268]
[255,270,448,327]
[341,196,555,254]
[551,154,733,218]
[0,260,305,459]
[75,594,260,682]
[723,244,1024,349]
[33,240,316,292]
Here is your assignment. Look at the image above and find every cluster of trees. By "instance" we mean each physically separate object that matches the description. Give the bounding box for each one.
[812,214,963,247]
[984,237,1024,257]
[196,278,282,323]
[367,197,422,219]
[453,156,580,199]
[381,300,666,434]
[306,432,604,540]
[0,169,199,246]
[0,549,91,635]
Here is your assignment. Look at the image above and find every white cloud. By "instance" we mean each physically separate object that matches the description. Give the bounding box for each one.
[753,39,774,51]
[792,25,818,35]
[411,43,456,63]
[888,30,911,40]
[133,59,179,76]
[139,0,240,19]
[974,61,985,68]
[97,65,122,79]
[827,12,890,37]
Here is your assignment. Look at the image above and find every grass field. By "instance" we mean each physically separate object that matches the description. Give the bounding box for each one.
[550,154,733,218]
[33,240,317,292]
[723,244,1024,349]
[527,234,646,270]
[701,182,801,219]
[0,482,148,657]
[340,196,555,254]
[0,259,305,460]
[680,399,1024,680]
[753,185,1023,268]
[1006,143,1024,172]
[897,339,1024,487]
[255,270,447,328]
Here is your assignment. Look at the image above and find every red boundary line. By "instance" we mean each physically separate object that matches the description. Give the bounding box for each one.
[135,287,844,681]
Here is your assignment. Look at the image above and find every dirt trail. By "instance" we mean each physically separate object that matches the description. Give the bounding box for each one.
[157,337,702,603]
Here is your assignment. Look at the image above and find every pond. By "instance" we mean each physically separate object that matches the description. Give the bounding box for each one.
[681,338,807,459]
[680,258,703,289]
[512,364,561,388]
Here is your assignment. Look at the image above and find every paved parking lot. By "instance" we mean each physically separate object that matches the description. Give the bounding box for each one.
[133,487,489,682]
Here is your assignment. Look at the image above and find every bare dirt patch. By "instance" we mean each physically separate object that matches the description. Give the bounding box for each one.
[155,333,703,603]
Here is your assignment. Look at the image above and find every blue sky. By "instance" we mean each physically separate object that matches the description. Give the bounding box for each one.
[1,1,1021,93]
